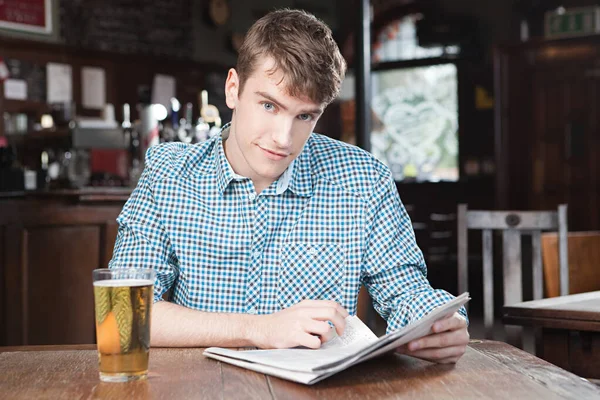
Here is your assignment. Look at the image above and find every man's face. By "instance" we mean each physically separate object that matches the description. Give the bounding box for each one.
[224,57,324,192]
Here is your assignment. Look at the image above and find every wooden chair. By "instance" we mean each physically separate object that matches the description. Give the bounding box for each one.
[425,211,458,294]
[457,204,569,344]
[542,231,600,297]
[427,212,457,265]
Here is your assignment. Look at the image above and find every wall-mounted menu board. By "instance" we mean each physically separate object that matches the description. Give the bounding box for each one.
[60,0,192,59]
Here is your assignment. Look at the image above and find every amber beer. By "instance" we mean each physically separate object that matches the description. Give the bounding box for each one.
[92,269,155,382]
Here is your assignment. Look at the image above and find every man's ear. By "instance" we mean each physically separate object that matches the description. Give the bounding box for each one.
[225,68,239,110]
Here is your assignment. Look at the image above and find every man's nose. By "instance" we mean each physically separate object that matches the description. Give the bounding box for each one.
[272,117,293,149]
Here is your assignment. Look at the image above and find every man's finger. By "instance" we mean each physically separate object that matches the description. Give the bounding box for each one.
[304,320,332,338]
[408,329,469,351]
[299,332,322,349]
[432,313,467,333]
[403,345,466,362]
[305,308,347,336]
[319,326,335,343]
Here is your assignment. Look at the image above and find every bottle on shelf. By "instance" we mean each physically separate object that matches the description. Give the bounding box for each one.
[176,102,193,143]
[160,98,179,143]
[123,103,143,186]
[184,102,194,141]
[198,90,220,139]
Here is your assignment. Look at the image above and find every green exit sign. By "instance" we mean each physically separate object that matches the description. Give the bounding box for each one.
[545,7,600,39]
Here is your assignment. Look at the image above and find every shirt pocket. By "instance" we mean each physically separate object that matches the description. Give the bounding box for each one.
[277,242,345,309]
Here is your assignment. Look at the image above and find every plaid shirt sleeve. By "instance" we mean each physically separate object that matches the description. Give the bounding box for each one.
[361,173,468,333]
[108,147,179,303]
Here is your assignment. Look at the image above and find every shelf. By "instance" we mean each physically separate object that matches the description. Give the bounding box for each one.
[2,99,51,114]
[3,128,71,143]
[0,187,132,202]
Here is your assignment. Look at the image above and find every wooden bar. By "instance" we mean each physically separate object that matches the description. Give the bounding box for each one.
[0,194,127,346]
[2,342,600,399]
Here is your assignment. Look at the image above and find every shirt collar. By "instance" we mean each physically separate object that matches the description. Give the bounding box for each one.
[214,124,238,195]
[287,142,313,197]
[214,123,313,197]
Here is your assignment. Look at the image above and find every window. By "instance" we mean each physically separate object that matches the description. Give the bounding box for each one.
[369,14,460,182]
[371,63,459,182]
[373,15,460,63]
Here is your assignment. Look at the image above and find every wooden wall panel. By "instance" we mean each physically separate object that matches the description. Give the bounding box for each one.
[4,225,24,345]
[26,226,100,345]
[0,198,124,346]
[100,221,119,269]
[495,36,600,231]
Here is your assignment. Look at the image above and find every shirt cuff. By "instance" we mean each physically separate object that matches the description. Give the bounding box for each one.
[385,290,469,334]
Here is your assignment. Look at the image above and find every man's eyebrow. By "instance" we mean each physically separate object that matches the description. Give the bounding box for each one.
[255,91,323,115]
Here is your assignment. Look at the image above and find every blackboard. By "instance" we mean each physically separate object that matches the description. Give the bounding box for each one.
[60,0,192,59]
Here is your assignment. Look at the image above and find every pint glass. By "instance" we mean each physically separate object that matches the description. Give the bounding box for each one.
[92,268,155,382]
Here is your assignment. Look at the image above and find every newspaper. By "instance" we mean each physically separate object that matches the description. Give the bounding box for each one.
[203,292,470,385]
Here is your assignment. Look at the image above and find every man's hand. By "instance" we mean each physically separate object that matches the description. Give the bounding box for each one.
[396,312,469,364]
[254,300,349,349]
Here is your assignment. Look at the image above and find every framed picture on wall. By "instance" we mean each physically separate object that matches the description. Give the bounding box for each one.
[0,0,53,35]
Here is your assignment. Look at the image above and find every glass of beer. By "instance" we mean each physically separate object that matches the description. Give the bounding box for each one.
[92,268,155,382]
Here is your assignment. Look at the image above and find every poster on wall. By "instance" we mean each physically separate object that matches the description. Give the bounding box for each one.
[0,0,52,34]
[4,58,46,102]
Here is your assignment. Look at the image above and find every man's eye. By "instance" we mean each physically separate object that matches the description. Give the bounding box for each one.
[298,114,313,121]
[263,103,275,111]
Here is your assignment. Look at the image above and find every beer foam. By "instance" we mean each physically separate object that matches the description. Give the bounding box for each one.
[93,279,154,287]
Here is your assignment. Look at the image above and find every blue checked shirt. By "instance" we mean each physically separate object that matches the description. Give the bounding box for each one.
[109,125,467,333]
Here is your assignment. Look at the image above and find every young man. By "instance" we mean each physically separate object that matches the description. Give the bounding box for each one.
[110,9,469,363]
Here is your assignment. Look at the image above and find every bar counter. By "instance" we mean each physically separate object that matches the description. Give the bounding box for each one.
[0,187,133,202]
[0,187,131,346]
[1,341,600,399]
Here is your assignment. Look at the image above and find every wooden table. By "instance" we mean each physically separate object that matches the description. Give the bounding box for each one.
[504,291,600,379]
[1,341,599,399]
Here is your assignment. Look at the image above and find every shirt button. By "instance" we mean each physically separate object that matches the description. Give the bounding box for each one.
[308,248,318,255]
[248,306,257,314]
[248,193,256,201]
[253,250,261,259]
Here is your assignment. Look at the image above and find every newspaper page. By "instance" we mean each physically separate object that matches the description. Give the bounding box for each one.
[204,292,470,384]
[204,317,379,385]
[205,315,378,373]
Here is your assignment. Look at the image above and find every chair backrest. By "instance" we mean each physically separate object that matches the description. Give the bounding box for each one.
[457,204,568,341]
[425,211,459,294]
[428,212,457,264]
[542,231,600,297]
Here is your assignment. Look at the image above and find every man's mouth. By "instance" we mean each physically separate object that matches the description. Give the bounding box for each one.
[259,146,289,161]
